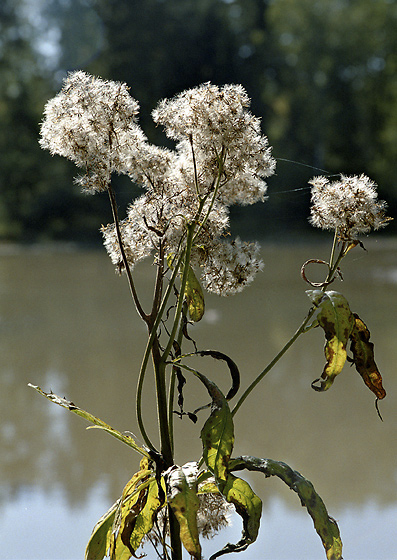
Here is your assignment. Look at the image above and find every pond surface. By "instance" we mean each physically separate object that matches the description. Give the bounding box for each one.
[0,239,396,560]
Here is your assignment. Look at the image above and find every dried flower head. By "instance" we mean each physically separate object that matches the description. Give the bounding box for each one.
[200,238,264,296]
[41,73,273,294]
[309,174,391,240]
[39,71,145,192]
[152,83,276,205]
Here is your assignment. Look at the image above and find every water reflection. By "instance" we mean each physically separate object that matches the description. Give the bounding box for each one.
[0,241,396,557]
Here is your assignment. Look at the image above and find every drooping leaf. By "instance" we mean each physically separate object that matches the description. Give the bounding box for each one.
[306,290,355,391]
[28,384,150,458]
[110,459,154,560]
[197,375,262,558]
[229,456,343,560]
[85,500,119,560]
[349,313,386,400]
[126,477,165,554]
[209,474,262,560]
[185,265,205,322]
[198,375,234,488]
[166,462,202,559]
[196,350,240,400]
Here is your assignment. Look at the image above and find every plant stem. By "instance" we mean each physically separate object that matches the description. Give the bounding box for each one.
[136,249,187,451]
[168,506,183,560]
[231,307,316,416]
[161,223,196,364]
[232,237,349,417]
[107,185,147,321]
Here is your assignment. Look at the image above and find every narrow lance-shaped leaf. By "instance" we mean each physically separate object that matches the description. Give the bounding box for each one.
[196,350,240,400]
[126,477,165,555]
[110,458,164,560]
[229,456,343,560]
[198,374,234,487]
[85,500,119,560]
[349,313,386,400]
[209,474,262,560]
[166,462,201,560]
[197,373,262,559]
[28,384,149,458]
[306,290,355,391]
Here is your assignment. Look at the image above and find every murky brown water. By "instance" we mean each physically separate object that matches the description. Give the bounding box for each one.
[1,240,396,559]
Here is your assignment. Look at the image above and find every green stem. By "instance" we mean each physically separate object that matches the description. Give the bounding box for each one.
[168,302,187,455]
[232,235,349,417]
[107,185,147,321]
[231,307,316,416]
[168,506,183,560]
[153,349,173,465]
[136,249,187,452]
[192,146,226,244]
[161,223,196,364]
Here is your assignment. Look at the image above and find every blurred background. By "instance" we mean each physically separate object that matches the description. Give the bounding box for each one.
[1,1,396,559]
[0,0,396,242]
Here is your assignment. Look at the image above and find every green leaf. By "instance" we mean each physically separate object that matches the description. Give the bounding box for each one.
[198,376,262,559]
[85,500,118,560]
[199,376,234,488]
[229,456,343,560]
[28,384,150,458]
[209,474,262,560]
[166,463,201,560]
[306,290,355,391]
[349,313,386,400]
[185,265,205,322]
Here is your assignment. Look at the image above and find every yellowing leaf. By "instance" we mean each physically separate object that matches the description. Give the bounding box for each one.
[306,290,355,391]
[85,500,118,560]
[185,266,205,322]
[127,478,165,553]
[109,460,155,560]
[199,379,234,488]
[210,474,262,560]
[198,376,262,560]
[349,313,386,400]
[166,463,201,559]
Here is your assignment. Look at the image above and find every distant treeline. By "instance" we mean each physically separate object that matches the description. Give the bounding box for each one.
[1,0,396,242]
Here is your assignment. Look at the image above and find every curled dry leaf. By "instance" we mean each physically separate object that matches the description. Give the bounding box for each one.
[306,290,355,392]
[349,313,386,400]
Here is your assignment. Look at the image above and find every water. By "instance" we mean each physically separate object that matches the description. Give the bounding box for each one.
[0,240,396,560]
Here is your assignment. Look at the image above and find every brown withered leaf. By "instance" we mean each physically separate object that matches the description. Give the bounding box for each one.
[349,313,386,400]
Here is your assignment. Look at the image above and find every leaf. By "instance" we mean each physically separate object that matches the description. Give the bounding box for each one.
[28,384,149,458]
[198,375,262,559]
[209,474,262,560]
[85,500,119,560]
[166,462,201,559]
[185,265,205,322]
[110,458,163,560]
[306,290,355,391]
[229,456,343,560]
[199,376,234,488]
[127,478,165,554]
[349,313,386,400]
[196,350,240,400]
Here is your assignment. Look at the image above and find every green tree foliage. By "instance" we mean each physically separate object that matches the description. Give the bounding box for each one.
[1,0,395,239]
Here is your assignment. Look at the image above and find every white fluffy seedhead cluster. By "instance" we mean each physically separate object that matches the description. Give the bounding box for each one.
[153,82,276,206]
[40,72,277,295]
[309,174,390,241]
[39,71,145,192]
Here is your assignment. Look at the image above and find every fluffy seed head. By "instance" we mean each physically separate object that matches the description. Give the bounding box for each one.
[309,174,390,240]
